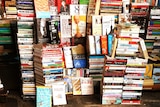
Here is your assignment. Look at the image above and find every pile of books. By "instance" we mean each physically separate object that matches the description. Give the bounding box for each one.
[5,0,17,19]
[33,44,64,86]
[122,58,147,104]
[102,56,126,104]
[16,0,35,99]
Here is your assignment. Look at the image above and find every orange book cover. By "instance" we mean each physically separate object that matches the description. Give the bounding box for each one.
[100,35,108,55]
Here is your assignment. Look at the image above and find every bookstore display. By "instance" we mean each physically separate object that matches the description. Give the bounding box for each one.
[0,0,160,106]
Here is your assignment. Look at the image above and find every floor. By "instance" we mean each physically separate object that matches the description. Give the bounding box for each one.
[0,90,160,107]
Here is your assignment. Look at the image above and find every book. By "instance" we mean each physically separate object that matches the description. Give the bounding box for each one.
[60,15,71,38]
[63,46,73,68]
[100,35,108,55]
[71,44,87,68]
[102,15,115,35]
[34,0,50,18]
[94,35,101,54]
[72,77,81,95]
[52,83,67,105]
[81,77,94,95]
[92,15,102,36]
[71,15,86,38]
[88,35,96,55]
[36,86,52,107]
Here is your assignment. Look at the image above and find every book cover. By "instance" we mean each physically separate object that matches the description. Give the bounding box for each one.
[52,83,67,105]
[100,35,108,55]
[81,77,94,95]
[36,86,52,107]
[72,77,81,95]
[92,15,102,36]
[71,44,87,68]
[88,35,96,55]
[63,46,73,68]
[34,0,50,18]
[102,15,115,35]
[72,15,86,38]
[95,35,101,55]
[36,18,50,43]
[60,15,72,38]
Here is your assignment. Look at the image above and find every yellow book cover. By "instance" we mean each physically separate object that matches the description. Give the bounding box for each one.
[144,64,153,79]
[72,15,86,38]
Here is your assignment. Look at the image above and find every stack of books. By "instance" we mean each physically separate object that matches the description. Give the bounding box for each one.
[147,6,160,40]
[0,20,12,45]
[100,0,122,15]
[102,56,126,104]
[130,2,149,38]
[88,55,104,81]
[122,58,147,104]
[16,0,35,99]
[33,44,64,86]
[5,0,17,19]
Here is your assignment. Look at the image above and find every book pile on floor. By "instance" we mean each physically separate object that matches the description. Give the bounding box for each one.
[16,0,35,99]
[122,58,147,104]
[102,56,126,104]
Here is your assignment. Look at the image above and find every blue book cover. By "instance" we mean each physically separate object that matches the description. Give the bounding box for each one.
[73,57,87,68]
[108,34,113,55]
[36,86,52,107]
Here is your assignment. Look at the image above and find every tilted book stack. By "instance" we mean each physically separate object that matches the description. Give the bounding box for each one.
[102,56,126,104]
[16,0,36,99]
[33,44,64,86]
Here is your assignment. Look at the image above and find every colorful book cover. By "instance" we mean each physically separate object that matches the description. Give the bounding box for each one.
[72,77,81,95]
[144,64,153,79]
[34,0,51,18]
[60,15,72,38]
[71,44,87,68]
[72,15,86,38]
[108,34,113,56]
[36,86,52,107]
[92,15,102,36]
[100,35,108,55]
